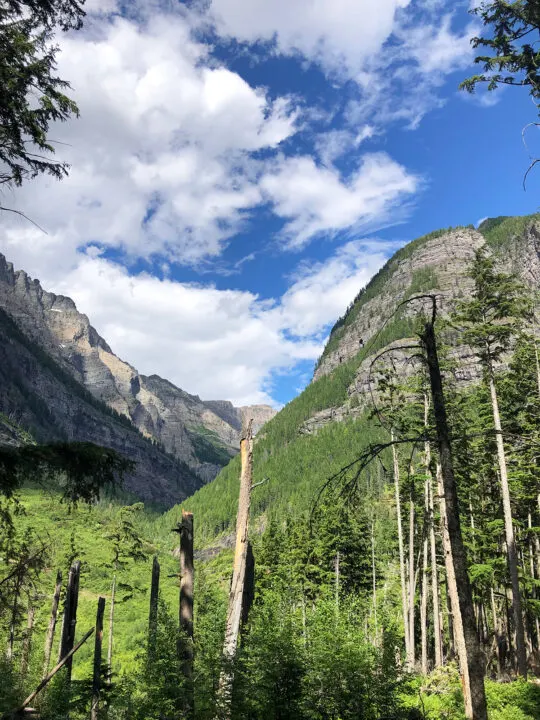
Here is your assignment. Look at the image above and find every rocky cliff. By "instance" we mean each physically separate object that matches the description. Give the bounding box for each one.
[0,254,275,502]
[307,215,540,432]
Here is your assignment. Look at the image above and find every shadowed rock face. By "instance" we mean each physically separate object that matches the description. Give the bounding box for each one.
[302,221,540,436]
[0,254,276,499]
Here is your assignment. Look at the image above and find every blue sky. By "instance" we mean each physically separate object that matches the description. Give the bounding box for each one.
[3,0,540,407]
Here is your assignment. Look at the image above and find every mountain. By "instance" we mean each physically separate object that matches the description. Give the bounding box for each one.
[0,254,275,505]
[181,214,540,543]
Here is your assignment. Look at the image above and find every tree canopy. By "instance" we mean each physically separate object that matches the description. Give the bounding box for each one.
[0,0,85,193]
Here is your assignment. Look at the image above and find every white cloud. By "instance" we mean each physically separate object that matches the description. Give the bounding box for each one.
[260,153,419,248]
[207,0,411,77]
[1,242,389,406]
[3,11,297,264]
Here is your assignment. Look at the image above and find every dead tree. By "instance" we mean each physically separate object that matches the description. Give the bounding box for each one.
[216,419,254,718]
[59,561,81,683]
[179,510,194,719]
[420,302,487,720]
[148,556,160,659]
[91,597,106,720]
[43,571,62,677]
[3,628,94,720]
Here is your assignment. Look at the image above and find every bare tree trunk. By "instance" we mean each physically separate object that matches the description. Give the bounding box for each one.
[11,628,94,717]
[216,420,254,718]
[43,570,62,678]
[392,436,410,665]
[429,477,443,667]
[180,510,194,719]
[488,371,527,677]
[421,476,429,675]
[425,394,443,669]
[148,556,160,659]
[59,561,81,684]
[491,587,503,678]
[335,551,340,617]
[107,573,116,681]
[371,519,378,645]
[7,572,22,662]
[438,463,471,694]
[409,494,416,668]
[91,597,106,720]
[421,318,487,720]
[20,605,35,678]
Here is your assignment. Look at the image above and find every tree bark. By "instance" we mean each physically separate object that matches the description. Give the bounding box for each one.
[392,436,411,665]
[216,419,254,718]
[59,561,80,684]
[91,597,106,720]
[421,318,487,720]
[488,371,527,677]
[180,510,194,719]
[43,570,62,678]
[148,556,160,659]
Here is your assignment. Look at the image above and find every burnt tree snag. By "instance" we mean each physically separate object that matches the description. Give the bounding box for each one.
[179,510,194,719]
[216,419,254,718]
[43,571,62,678]
[59,561,81,683]
[420,302,487,720]
[91,597,106,720]
[148,556,160,659]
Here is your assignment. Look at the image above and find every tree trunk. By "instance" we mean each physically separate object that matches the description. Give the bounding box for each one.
[335,551,340,617]
[180,510,194,719]
[91,597,105,720]
[20,605,35,678]
[216,419,254,718]
[7,572,22,662]
[425,394,443,669]
[488,371,527,677]
[392,436,410,665]
[421,476,429,675]
[371,519,378,645]
[421,318,487,720]
[43,570,62,678]
[107,573,116,681]
[409,494,416,668]
[59,561,81,684]
[148,556,160,659]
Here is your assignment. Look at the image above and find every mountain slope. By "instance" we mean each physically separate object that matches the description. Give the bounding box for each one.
[0,255,275,505]
[180,214,540,543]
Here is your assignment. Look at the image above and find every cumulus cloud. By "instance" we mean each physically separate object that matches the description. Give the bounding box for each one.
[2,241,389,406]
[207,0,411,77]
[260,154,419,248]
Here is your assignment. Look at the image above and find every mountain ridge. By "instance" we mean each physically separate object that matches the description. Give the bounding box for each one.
[0,253,275,503]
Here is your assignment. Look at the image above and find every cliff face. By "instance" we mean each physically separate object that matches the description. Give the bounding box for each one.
[305,217,540,432]
[316,221,540,382]
[0,254,275,500]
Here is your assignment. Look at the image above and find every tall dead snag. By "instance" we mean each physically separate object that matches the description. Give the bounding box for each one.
[180,510,194,719]
[148,556,160,659]
[216,419,254,718]
[392,437,411,666]
[91,597,106,720]
[59,561,81,683]
[43,570,62,677]
[420,310,487,720]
